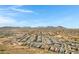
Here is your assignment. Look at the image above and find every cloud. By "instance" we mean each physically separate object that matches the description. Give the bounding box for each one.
[0,5,35,14]
[10,5,35,13]
[0,16,17,26]
[0,6,38,27]
[11,8,34,13]
[0,16,33,27]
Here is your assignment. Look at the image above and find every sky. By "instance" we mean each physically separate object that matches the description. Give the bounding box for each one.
[0,5,79,28]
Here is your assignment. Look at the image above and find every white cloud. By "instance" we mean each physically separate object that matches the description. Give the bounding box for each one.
[0,16,17,26]
[0,16,31,27]
[0,6,37,27]
[0,5,35,14]
[11,8,34,13]
[9,5,35,13]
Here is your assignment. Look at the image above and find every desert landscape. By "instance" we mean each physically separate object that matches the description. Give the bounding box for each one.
[0,26,79,54]
[0,5,79,54]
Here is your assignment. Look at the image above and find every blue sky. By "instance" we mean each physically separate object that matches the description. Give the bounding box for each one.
[0,5,79,28]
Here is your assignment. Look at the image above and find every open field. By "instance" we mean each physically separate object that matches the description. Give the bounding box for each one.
[0,27,79,54]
